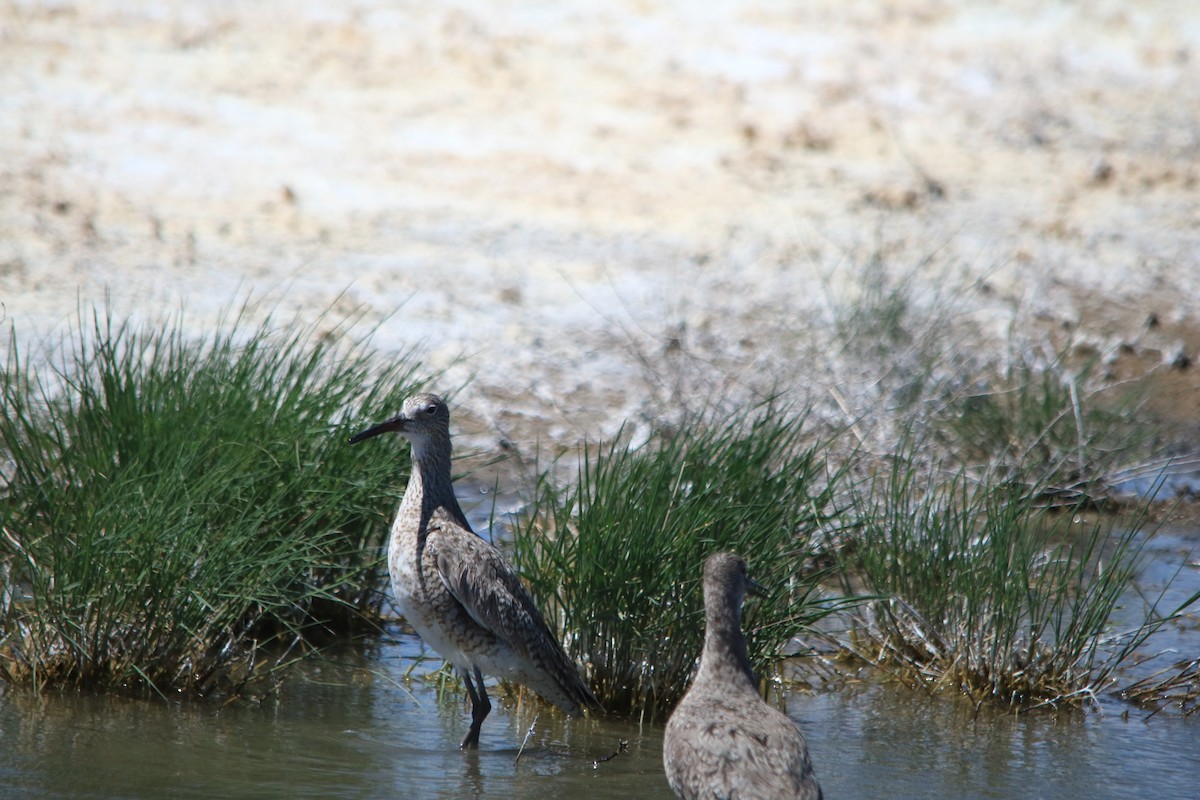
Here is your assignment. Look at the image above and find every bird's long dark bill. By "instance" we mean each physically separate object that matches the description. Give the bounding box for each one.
[348,415,406,444]
[746,576,768,598]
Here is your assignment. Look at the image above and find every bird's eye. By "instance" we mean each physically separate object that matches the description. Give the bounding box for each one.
[425,404,438,415]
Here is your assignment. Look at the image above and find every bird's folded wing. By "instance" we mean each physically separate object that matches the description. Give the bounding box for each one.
[428,525,559,659]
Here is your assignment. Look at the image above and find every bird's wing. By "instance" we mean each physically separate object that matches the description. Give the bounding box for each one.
[426,517,566,665]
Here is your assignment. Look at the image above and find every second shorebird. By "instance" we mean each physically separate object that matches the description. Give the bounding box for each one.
[664,552,823,800]
[350,392,599,748]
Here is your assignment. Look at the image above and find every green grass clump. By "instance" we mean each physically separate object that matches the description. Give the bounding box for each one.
[511,402,847,720]
[939,350,1148,501]
[842,454,1173,709]
[0,302,423,698]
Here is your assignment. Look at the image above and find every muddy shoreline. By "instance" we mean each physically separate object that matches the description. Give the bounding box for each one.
[2,1,1198,466]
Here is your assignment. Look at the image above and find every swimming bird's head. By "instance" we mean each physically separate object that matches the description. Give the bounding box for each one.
[348,392,450,448]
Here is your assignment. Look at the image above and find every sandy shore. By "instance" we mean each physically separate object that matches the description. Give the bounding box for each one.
[3,0,1198,456]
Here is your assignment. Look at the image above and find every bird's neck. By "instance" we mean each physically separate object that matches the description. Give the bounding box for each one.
[401,438,471,531]
[697,593,758,689]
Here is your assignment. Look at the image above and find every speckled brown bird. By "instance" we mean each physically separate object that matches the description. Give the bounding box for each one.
[663,552,822,800]
[350,392,599,748]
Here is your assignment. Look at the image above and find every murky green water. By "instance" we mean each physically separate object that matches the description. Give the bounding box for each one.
[2,527,1197,799]
[3,634,1197,799]
[0,635,675,800]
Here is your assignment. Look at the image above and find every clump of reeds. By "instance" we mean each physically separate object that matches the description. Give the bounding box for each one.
[812,252,1154,501]
[510,402,847,720]
[0,302,423,698]
[936,348,1150,504]
[840,448,1175,710]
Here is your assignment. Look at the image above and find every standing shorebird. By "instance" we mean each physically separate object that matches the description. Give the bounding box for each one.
[663,552,823,800]
[350,392,599,748]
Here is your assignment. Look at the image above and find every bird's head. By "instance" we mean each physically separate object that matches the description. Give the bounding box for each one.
[349,392,450,448]
[704,551,767,607]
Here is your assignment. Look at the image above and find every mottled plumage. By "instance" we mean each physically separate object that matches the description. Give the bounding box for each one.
[350,393,599,748]
[664,552,822,800]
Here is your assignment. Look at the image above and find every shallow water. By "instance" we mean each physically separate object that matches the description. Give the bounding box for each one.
[0,635,675,800]
[2,626,1199,800]
[2,521,1198,799]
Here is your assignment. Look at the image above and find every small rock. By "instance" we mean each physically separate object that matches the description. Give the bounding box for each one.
[1090,157,1115,185]
[1166,343,1192,370]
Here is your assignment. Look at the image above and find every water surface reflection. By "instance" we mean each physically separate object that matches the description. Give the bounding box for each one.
[3,629,1198,800]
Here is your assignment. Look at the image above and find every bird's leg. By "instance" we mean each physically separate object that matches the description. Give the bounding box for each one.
[460,666,491,749]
